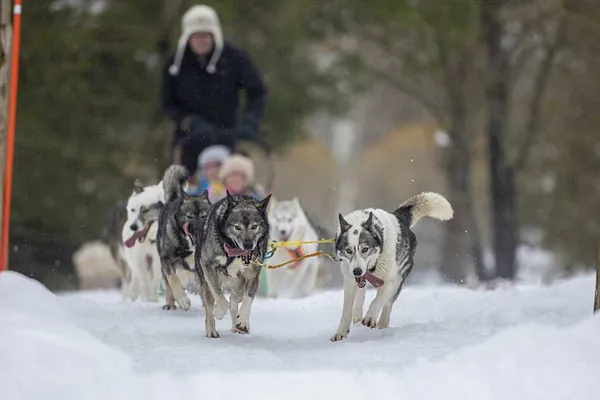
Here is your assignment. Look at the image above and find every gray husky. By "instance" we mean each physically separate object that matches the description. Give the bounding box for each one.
[195,192,271,338]
[330,192,453,342]
[157,165,212,311]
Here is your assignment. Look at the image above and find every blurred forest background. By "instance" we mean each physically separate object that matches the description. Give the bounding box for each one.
[3,0,600,290]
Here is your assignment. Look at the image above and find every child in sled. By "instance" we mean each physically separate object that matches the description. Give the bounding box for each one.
[188,145,230,197]
[210,153,264,202]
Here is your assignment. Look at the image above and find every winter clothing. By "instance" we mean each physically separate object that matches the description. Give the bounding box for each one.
[169,5,223,76]
[160,5,267,175]
[197,145,230,169]
[206,154,262,202]
[186,145,230,196]
[218,154,255,184]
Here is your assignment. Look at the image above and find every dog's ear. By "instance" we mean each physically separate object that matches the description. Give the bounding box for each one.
[133,178,144,194]
[225,190,236,209]
[292,197,300,207]
[199,189,211,204]
[362,212,375,232]
[266,196,276,214]
[257,194,272,214]
[338,213,352,233]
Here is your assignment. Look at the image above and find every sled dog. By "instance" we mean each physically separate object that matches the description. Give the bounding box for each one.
[267,197,338,298]
[120,179,164,302]
[156,165,212,311]
[330,192,453,342]
[195,192,271,338]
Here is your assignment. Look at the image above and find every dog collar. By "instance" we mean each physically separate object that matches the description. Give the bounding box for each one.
[355,272,384,288]
[223,243,253,258]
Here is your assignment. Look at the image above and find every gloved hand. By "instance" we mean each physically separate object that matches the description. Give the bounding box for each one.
[233,124,257,141]
[179,115,217,137]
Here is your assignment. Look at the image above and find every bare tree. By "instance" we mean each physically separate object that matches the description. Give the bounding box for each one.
[480,0,565,279]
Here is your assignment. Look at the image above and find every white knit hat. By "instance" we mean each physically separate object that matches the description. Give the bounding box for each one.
[169,5,224,76]
[219,154,255,184]
[198,145,231,168]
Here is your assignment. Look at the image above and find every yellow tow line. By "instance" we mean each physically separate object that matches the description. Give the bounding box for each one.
[256,238,338,270]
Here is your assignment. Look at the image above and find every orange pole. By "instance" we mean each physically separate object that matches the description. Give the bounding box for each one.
[0,0,22,271]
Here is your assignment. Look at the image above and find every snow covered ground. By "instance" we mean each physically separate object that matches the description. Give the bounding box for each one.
[1,270,600,400]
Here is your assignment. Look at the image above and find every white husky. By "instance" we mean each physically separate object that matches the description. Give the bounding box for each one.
[266,197,328,298]
[120,179,166,302]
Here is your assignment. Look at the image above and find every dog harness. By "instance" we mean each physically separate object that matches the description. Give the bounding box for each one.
[286,247,305,269]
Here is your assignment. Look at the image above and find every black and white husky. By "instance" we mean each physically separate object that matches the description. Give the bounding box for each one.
[330,192,453,342]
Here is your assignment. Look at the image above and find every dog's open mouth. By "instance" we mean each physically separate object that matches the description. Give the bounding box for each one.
[355,272,384,288]
[223,243,254,265]
[240,253,252,265]
[124,221,154,248]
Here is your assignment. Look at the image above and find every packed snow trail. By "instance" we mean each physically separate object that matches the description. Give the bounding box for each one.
[64,274,591,373]
[2,270,600,400]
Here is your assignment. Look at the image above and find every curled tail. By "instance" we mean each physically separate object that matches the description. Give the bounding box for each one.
[393,192,453,228]
[162,165,189,202]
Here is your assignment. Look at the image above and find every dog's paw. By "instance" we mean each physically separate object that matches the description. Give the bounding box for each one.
[361,316,377,329]
[213,299,229,320]
[232,322,250,335]
[377,318,390,330]
[176,295,191,311]
[330,331,349,342]
[206,329,220,339]
[162,304,177,311]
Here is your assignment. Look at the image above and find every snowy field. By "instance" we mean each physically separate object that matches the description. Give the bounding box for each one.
[1,270,600,400]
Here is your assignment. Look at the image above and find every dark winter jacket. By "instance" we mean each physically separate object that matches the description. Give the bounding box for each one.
[160,43,267,146]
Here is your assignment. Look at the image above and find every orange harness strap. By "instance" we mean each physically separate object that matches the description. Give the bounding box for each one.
[285,247,305,269]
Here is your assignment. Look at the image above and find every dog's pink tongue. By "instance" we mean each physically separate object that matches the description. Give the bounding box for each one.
[223,243,252,257]
[355,272,384,288]
[124,231,142,248]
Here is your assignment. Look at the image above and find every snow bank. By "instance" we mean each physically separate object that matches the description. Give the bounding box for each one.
[1,270,599,400]
[0,271,135,400]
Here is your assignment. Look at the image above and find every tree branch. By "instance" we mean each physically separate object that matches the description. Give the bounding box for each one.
[512,17,565,173]
[366,65,448,126]
[333,32,448,125]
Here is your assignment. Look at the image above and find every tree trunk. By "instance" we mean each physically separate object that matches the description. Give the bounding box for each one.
[441,126,487,283]
[439,54,487,283]
[481,0,518,280]
[441,154,470,283]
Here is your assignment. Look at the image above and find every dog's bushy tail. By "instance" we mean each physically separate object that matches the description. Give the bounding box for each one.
[162,165,188,202]
[393,192,453,228]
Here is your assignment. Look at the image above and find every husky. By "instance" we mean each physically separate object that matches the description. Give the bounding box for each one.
[120,177,168,302]
[267,197,338,298]
[195,192,271,338]
[330,192,453,342]
[157,165,212,311]
[121,191,164,302]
